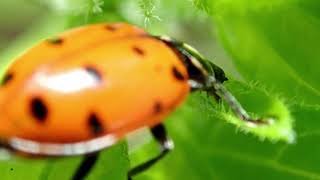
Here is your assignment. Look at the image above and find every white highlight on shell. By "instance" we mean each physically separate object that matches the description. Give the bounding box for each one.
[35,69,99,93]
[9,135,117,156]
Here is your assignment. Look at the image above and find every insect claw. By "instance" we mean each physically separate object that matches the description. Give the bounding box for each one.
[245,117,275,128]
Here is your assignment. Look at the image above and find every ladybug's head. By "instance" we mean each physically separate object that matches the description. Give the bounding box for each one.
[205,60,228,83]
[156,35,228,86]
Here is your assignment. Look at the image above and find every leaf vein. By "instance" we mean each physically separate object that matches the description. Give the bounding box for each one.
[210,148,320,179]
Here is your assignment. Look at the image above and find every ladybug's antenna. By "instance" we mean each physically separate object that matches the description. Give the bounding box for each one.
[158,36,273,126]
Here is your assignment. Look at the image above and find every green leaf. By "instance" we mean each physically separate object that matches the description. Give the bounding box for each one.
[133,89,319,180]
[223,81,295,143]
[211,0,320,106]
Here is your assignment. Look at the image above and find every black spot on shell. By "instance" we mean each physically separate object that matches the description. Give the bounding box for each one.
[47,37,64,45]
[30,97,48,122]
[1,72,14,86]
[105,24,120,31]
[88,113,104,136]
[84,66,102,81]
[153,102,163,114]
[132,46,145,56]
[172,66,185,81]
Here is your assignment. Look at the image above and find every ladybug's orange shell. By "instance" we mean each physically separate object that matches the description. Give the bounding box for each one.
[0,23,189,143]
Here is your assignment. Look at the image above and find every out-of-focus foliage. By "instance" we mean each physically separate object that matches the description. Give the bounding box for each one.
[0,0,318,180]
[212,0,320,106]
[0,0,45,52]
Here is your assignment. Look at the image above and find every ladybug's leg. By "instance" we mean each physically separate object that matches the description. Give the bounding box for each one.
[128,123,174,179]
[192,74,272,125]
[189,80,221,101]
[72,152,99,180]
[202,76,272,125]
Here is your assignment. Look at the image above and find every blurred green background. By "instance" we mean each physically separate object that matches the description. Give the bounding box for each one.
[0,0,44,50]
[0,0,319,180]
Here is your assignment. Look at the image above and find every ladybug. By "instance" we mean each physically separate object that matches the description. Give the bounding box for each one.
[0,23,266,179]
